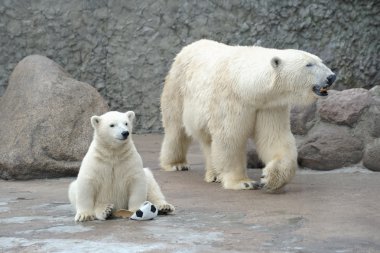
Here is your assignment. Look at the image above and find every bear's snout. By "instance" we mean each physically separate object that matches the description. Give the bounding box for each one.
[326,74,336,86]
[121,131,129,139]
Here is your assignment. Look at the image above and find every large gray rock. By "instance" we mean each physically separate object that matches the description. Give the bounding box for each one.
[0,55,109,180]
[363,139,380,172]
[318,89,372,127]
[298,125,364,170]
[291,103,317,135]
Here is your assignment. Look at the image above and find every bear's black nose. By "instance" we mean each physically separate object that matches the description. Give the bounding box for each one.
[327,74,336,85]
[121,131,129,139]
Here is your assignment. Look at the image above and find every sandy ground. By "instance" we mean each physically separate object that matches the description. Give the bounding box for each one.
[0,134,379,253]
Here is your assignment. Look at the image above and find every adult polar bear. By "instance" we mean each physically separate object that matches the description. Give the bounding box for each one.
[160,39,336,191]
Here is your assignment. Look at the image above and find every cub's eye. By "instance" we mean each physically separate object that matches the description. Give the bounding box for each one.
[110,124,115,127]
[125,122,128,126]
[306,63,313,67]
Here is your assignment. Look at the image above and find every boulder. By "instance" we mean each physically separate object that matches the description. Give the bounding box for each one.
[298,124,363,170]
[363,139,380,172]
[318,89,372,127]
[0,55,109,180]
[291,103,317,135]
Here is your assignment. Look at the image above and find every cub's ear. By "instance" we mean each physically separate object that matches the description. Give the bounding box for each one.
[91,116,101,129]
[126,111,135,122]
[271,57,281,69]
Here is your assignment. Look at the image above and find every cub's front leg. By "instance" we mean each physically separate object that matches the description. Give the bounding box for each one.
[144,168,175,213]
[128,176,148,212]
[73,179,97,222]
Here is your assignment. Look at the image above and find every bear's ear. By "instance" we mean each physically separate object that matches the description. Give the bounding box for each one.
[91,116,101,129]
[126,111,135,122]
[271,57,281,69]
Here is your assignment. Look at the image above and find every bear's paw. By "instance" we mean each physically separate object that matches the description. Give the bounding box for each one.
[95,203,114,220]
[260,168,287,192]
[75,211,95,222]
[156,202,175,214]
[223,179,261,190]
[166,163,190,171]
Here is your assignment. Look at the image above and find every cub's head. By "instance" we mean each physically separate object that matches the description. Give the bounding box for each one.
[271,49,336,105]
[91,111,135,146]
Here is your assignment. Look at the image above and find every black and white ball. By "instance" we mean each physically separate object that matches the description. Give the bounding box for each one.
[130,201,158,221]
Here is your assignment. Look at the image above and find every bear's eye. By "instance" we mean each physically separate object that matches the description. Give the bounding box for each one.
[125,122,128,126]
[110,124,115,128]
[306,63,313,67]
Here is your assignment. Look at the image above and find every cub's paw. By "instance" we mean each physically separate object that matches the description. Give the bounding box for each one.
[75,211,95,222]
[95,204,114,220]
[156,202,175,214]
[164,163,190,171]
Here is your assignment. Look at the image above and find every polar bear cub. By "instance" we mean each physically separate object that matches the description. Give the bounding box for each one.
[68,111,174,222]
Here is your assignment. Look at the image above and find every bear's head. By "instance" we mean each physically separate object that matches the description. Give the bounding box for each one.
[90,111,135,147]
[271,49,336,105]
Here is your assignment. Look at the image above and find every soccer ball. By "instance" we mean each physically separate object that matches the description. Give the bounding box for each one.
[130,201,158,221]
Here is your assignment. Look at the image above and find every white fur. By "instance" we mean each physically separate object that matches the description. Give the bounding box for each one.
[69,111,174,222]
[160,39,335,191]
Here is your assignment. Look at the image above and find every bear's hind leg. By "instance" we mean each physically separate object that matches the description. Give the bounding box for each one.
[199,138,220,183]
[212,138,259,190]
[160,126,192,171]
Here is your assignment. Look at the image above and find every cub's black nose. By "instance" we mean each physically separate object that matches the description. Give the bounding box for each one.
[121,131,129,139]
[327,74,336,85]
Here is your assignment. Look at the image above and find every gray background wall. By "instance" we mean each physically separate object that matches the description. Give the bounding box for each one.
[1,0,379,133]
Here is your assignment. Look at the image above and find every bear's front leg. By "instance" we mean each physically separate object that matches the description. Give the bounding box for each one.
[74,179,97,222]
[211,137,259,190]
[260,158,297,192]
[94,203,114,220]
[128,177,149,212]
[254,107,297,192]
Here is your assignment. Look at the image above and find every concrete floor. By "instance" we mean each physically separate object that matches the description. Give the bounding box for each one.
[0,134,379,253]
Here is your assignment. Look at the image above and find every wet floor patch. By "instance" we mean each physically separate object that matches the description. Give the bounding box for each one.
[0,237,168,253]
[15,225,94,235]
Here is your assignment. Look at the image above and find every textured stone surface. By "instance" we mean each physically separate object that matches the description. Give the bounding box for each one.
[298,125,363,170]
[352,94,380,143]
[1,0,379,132]
[0,55,109,180]
[291,103,317,135]
[318,89,372,127]
[363,139,380,172]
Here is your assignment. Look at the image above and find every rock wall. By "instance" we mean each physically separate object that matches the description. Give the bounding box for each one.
[1,0,379,132]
